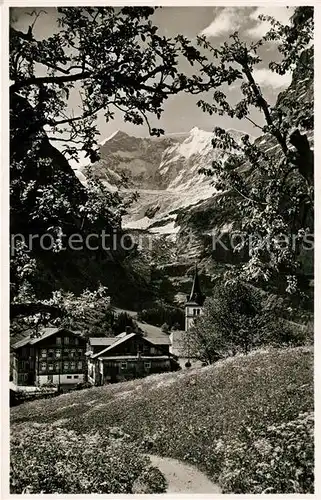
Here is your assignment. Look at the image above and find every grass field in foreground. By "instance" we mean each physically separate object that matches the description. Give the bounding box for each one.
[11,346,314,493]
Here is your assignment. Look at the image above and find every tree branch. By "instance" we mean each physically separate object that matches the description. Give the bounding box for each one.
[244,116,264,131]
[47,137,84,144]
[11,70,92,93]
[47,104,105,127]
[10,302,61,319]
[242,63,288,155]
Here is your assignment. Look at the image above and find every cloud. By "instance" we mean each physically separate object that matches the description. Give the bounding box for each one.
[200,7,244,38]
[200,6,295,40]
[252,68,292,89]
[247,7,295,39]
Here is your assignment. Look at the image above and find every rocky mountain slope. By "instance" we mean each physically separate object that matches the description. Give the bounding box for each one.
[82,47,313,306]
[90,127,247,238]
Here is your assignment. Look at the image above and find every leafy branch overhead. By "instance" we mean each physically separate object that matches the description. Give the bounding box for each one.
[9,6,314,333]
[10,7,217,162]
[193,7,313,291]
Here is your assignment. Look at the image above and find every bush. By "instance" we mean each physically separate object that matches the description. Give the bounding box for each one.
[187,282,310,364]
[72,381,93,391]
[132,466,168,493]
[10,425,166,494]
[161,322,170,333]
[219,412,314,493]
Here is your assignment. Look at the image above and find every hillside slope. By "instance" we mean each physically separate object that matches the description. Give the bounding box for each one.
[11,346,314,493]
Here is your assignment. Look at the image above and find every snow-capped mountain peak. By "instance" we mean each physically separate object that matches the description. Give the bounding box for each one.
[91,126,253,235]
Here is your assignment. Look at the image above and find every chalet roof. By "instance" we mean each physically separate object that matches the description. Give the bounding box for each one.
[116,325,171,346]
[88,337,116,346]
[92,332,137,359]
[186,264,205,306]
[98,355,170,361]
[148,337,171,346]
[113,309,172,345]
[116,332,131,339]
[11,327,82,350]
[91,330,171,359]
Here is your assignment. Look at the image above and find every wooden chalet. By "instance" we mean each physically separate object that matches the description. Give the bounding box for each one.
[11,327,87,389]
[87,326,179,384]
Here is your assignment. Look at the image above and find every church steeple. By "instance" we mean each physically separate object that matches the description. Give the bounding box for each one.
[185,264,205,332]
[188,264,204,306]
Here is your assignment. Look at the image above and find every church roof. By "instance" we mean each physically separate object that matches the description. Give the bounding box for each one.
[187,264,205,306]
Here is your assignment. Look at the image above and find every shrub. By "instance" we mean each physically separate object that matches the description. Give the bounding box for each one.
[187,282,310,364]
[161,322,170,333]
[132,466,167,493]
[72,381,93,391]
[219,412,314,493]
[10,425,166,494]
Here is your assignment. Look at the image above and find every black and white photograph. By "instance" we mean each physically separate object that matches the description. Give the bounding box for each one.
[6,3,314,495]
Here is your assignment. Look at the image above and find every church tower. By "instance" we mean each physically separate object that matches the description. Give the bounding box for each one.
[185,264,205,331]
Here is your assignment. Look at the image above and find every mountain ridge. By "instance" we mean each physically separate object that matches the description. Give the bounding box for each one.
[91,126,251,236]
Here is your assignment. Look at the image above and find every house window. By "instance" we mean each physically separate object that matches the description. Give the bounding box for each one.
[55,363,60,371]
[41,349,47,358]
[64,361,69,370]
[56,337,62,345]
[48,349,54,358]
[56,349,61,358]
[47,374,53,382]
[70,362,76,370]
[77,348,83,355]
[41,362,46,371]
[67,375,72,379]
[64,337,69,345]
[74,375,79,379]
[78,361,82,370]
[48,363,54,371]
[144,362,151,369]
[70,349,76,358]
[150,347,156,355]
[120,362,127,370]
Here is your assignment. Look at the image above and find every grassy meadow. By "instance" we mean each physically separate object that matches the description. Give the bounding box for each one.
[11,346,314,493]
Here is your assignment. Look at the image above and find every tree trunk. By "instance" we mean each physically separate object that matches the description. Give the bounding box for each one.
[289,129,314,187]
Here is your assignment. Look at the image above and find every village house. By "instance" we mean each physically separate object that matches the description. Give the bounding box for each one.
[11,327,87,388]
[10,267,204,391]
[87,326,178,385]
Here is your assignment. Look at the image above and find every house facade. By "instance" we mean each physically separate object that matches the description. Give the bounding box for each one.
[87,328,177,385]
[11,328,87,388]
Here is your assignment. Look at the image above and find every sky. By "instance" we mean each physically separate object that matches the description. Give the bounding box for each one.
[12,6,295,150]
